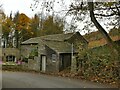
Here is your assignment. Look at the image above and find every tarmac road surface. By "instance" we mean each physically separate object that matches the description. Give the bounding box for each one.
[2,71,114,88]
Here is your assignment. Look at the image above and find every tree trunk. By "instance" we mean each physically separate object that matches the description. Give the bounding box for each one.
[88,2,119,54]
[6,36,9,48]
[3,36,6,48]
[3,35,8,48]
[15,30,19,48]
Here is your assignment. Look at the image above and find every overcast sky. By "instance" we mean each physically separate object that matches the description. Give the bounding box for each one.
[0,0,39,18]
[0,0,115,35]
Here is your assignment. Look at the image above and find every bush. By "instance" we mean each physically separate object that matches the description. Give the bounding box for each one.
[77,43,119,85]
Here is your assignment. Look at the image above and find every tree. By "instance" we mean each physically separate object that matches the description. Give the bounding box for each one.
[87,1,120,54]
[39,16,64,36]
[13,12,31,48]
[30,14,40,37]
[17,13,31,41]
[13,11,20,48]
[0,8,5,47]
[31,1,119,52]
[69,1,120,86]
[2,17,13,48]
[68,1,120,85]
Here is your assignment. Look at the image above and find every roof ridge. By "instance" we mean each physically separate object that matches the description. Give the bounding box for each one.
[40,32,74,38]
[42,39,64,42]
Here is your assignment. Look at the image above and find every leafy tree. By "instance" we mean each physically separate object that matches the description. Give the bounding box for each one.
[2,17,13,48]
[17,13,31,31]
[17,13,32,41]
[13,11,20,48]
[0,9,4,47]
[0,7,13,48]
[13,12,31,48]
[39,16,64,36]
[30,14,40,37]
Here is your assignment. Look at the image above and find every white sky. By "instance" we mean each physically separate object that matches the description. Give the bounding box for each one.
[0,0,38,18]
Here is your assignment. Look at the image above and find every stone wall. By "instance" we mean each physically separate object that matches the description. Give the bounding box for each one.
[28,57,40,71]
[1,48,20,62]
[21,44,38,59]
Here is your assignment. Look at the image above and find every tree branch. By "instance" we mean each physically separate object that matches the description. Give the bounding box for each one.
[95,5,120,10]
[94,13,116,17]
[0,4,2,8]
[115,4,120,16]
[88,1,120,57]
[88,1,113,45]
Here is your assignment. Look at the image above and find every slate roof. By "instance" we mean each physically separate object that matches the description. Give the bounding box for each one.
[43,40,72,53]
[21,37,41,44]
[21,32,87,53]
[22,33,74,44]
[40,33,74,41]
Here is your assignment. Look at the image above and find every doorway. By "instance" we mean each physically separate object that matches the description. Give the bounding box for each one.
[41,55,46,72]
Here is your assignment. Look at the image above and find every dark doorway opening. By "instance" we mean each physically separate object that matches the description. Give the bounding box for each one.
[60,53,71,71]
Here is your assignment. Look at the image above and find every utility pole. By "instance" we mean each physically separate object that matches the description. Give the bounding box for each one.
[71,43,73,62]
[71,43,76,72]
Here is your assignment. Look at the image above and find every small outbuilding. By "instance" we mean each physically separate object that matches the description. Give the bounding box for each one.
[21,32,88,72]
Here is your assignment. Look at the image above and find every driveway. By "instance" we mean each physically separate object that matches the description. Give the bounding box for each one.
[2,71,114,88]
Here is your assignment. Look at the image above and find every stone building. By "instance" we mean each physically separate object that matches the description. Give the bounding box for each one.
[21,32,88,72]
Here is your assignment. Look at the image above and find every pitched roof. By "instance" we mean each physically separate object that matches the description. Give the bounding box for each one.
[21,33,74,44]
[22,37,41,44]
[43,40,72,53]
[41,33,74,41]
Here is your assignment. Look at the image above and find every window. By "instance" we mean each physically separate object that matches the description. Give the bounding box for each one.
[6,55,15,62]
[52,54,56,62]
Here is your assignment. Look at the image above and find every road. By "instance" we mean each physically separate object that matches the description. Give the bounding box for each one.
[2,71,114,88]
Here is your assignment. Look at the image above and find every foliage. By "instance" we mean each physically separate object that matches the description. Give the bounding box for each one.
[16,13,31,31]
[84,27,120,42]
[77,43,119,85]
[22,58,28,63]
[2,17,12,35]
[84,31,104,42]
[109,28,120,36]
[39,16,64,36]
[83,29,120,48]
[1,10,64,48]
[31,0,120,31]
[30,14,40,37]
[2,16,13,48]
[14,13,32,41]
[31,0,120,60]
[29,48,38,57]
